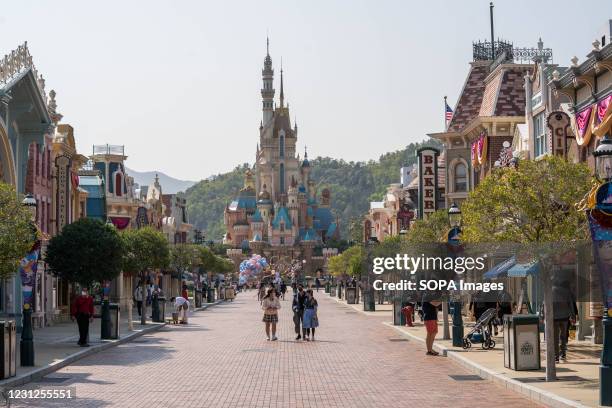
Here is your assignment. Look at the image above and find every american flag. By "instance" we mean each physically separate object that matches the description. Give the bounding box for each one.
[445,101,453,122]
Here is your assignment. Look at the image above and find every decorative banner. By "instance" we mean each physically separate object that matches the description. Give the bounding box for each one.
[417,147,439,219]
[547,111,570,157]
[588,182,612,318]
[19,241,41,309]
[574,105,593,146]
[110,216,131,230]
[593,95,612,138]
[471,132,488,166]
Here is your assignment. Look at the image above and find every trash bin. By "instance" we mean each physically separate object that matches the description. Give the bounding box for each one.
[195,291,202,308]
[363,290,375,311]
[346,287,357,304]
[109,304,120,339]
[225,287,235,301]
[337,284,343,299]
[329,285,336,297]
[325,282,331,293]
[207,287,215,303]
[393,300,405,326]
[0,321,10,379]
[503,314,541,370]
[153,297,166,323]
[8,320,16,377]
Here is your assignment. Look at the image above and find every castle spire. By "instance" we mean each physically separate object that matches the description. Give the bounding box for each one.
[280,59,285,109]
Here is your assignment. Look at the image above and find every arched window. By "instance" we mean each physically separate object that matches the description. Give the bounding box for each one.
[115,173,123,196]
[454,163,467,192]
[279,163,285,193]
[279,135,285,158]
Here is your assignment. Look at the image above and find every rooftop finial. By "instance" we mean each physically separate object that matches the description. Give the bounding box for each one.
[266,36,269,56]
[304,145,308,159]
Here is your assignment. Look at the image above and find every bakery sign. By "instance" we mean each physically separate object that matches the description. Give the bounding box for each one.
[417,147,439,219]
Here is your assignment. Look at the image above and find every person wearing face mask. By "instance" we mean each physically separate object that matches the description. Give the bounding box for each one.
[71,287,94,347]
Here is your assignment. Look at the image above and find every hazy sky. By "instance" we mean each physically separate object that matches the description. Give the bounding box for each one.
[2,1,609,180]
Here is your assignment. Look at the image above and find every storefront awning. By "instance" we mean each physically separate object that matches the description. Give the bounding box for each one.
[483,257,516,280]
[507,261,539,277]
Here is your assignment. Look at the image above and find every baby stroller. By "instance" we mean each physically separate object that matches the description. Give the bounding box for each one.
[462,308,497,350]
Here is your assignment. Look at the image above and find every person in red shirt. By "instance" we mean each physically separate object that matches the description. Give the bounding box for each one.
[71,287,94,347]
[181,284,188,301]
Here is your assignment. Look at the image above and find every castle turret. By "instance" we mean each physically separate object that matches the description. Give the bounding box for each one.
[261,38,275,125]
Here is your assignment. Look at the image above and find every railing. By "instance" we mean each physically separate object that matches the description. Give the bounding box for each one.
[473,40,552,65]
[92,144,125,155]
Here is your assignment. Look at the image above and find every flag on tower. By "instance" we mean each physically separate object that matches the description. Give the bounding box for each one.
[445,99,453,124]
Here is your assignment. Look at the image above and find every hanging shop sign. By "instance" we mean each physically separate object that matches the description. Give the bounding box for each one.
[417,147,439,219]
[547,111,570,157]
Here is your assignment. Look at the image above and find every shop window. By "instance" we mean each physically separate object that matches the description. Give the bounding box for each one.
[534,113,547,157]
[454,163,467,192]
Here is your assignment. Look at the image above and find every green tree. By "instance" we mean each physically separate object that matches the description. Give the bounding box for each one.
[45,218,124,287]
[461,156,591,243]
[460,156,592,381]
[0,183,36,279]
[121,227,170,325]
[404,209,450,243]
[170,244,199,291]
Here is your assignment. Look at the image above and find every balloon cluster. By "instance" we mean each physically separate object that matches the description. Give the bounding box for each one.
[239,254,268,285]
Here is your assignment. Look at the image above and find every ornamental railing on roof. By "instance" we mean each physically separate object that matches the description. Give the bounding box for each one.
[0,42,47,101]
[92,144,125,156]
[0,42,35,85]
[473,39,553,66]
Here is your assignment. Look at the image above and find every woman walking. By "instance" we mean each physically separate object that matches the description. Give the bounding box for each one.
[302,289,319,341]
[262,288,281,341]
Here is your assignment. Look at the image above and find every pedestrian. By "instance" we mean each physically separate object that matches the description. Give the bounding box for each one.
[181,283,189,300]
[293,285,306,340]
[133,281,143,317]
[280,281,287,300]
[422,300,441,356]
[401,302,415,327]
[171,296,190,324]
[71,287,94,347]
[262,288,281,341]
[551,281,576,362]
[302,289,319,341]
[315,277,321,292]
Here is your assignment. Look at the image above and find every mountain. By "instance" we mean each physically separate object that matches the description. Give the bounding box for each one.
[126,168,196,194]
[184,139,442,242]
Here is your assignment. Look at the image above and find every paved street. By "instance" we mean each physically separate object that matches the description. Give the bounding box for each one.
[10,292,541,408]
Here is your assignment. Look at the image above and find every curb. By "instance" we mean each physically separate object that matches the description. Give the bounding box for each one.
[384,322,591,408]
[0,322,166,390]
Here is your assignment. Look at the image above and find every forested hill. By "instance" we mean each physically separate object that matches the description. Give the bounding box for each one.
[184,139,442,241]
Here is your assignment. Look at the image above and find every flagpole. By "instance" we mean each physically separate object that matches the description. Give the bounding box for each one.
[444,95,448,130]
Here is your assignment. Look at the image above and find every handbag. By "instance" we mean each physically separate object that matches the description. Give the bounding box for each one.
[312,314,319,326]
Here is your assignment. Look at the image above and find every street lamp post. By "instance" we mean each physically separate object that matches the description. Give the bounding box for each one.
[592,135,612,406]
[448,203,464,347]
[20,194,37,366]
[101,219,114,338]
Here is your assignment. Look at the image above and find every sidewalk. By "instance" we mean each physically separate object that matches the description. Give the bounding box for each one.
[0,299,224,390]
[330,292,601,408]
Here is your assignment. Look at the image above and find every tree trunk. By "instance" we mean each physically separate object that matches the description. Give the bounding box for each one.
[543,265,556,381]
[141,271,147,326]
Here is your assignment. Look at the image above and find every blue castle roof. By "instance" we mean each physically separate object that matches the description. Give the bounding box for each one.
[251,209,263,222]
[271,207,292,230]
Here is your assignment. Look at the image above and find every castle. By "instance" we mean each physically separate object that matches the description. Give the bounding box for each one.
[223,39,339,267]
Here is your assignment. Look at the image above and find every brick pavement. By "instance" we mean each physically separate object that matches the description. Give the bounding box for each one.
[8,291,543,408]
